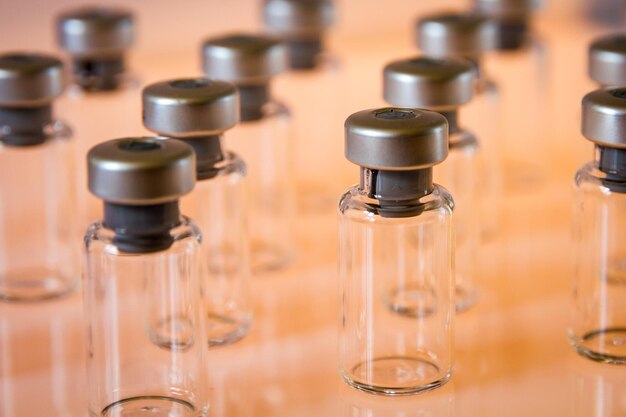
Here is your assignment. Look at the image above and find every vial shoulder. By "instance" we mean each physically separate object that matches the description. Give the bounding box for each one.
[449,129,479,153]
[574,162,605,189]
[262,100,291,119]
[214,151,247,178]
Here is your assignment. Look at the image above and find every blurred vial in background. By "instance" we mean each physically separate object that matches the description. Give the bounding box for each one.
[416,12,502,239]
[263,0,348,213]
[143,78,252,347]
[203,34,295,273]
[571,88,626,364]
[384,56,480,312]
[474,0,551,188]
[588,33,626,89]
[339,108,454,395]
[84,137,208,417]
[0,53,77,302]
[56,6,142,229]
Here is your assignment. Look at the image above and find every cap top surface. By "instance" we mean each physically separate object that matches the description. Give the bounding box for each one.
[0,53,64,106]
[142,78,239,137]
[582,88,626,148]
[202,33,287,84]
[88,137,195,204]
[383,56,475,109]
[345,107,449,170]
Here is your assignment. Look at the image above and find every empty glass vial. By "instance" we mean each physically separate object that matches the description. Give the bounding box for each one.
[84,137,208,417]
[474,0,550,187]
[339,107,454,395]
[571,88,626,364]
[0,52,77,302]
[417,13,502,239]
[263,0,348,212]
[202,34,294,273]
[143,78,251,347]
[384,56,479,312]
[56,6,141,228]
[589,33,626,88]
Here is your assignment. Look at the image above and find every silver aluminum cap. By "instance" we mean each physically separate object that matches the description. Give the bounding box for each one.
[263,0,335,39]
[589,33,626,86]
[88,137,195,205]
[56,6,134,58]
[416,12,497,57]
[142,78,239,138]
[0,53,64,107]
[582,88,626,149]
[345,108,449,170]
[383,56,476,110]
[202,34,288,85]
[473,0,539,19]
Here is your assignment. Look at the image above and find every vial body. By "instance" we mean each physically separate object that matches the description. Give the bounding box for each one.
[0,121,77,302]
[338,184,454,395]
[464,76,503,238]
[84,217,209,417]
[435,129,480,312]
[182,152,251,347]
[225,101,295,273]
[571,159,626,364]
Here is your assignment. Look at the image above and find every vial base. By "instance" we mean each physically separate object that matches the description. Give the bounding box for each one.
[206,313,251,347]
[342,356,451,396]
[251,240,294,274]
[571,328,626,365]
[0,267,75,302]
[98,396,202,417]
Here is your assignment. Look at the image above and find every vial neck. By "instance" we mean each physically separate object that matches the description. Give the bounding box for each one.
[238,83,270,122]
[103,201,181,253]
[0,105,52,146]
[595,145,626,192]
[439,109,460,135]
[359,167,433,218]
[459,55,484,81]
[492,17,531,51]
[72,54,125,92]
[177,135,224,181]
[286,36,324,70]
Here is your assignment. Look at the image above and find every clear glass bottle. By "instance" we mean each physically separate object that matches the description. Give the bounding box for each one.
[474,0,550,187]
[339,108,454,395]
[263,0,348,213]
[84,137,209,417]
[0,52,77,302]
[384,56,480,312]
[143,78,251,347]
[56,6,142,230]
[417,12,502,239]
[202,34,295,273]
[571,88,626,364]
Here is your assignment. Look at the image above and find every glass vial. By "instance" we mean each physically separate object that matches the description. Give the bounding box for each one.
[56,6,141,229]
[84,137,208,417]
[571,88,626,364]
[0,53,76,302]
[475,0,550,187]
[202,34,295,273]
[384,56,480,312]
[143,78,251,347]
[263,0,348,212]
[417,13,502,239]
[338,107,455,395]
[589,33,626,89]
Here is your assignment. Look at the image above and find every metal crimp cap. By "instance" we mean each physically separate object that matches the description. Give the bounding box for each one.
[0,53,64,107]
[416,12,497,57]
[56,6,134,58]
[202,33,288,85]
[582,88,626,149]
[383,56,476,110]
[88,137,196,205]
[142,78,240,138]
[473,0,539,19]
[263,0,335,38]
[588,33,626,87]
[345,108,449,170]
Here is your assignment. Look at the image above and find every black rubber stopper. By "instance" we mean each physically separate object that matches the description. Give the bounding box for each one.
[493,19,530,51]
[238,84,270,122]
[286,38,323,70]
[72,55,124,91]
[598,146,626,193]
[178,135,224,180]
[0,105,52,146]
